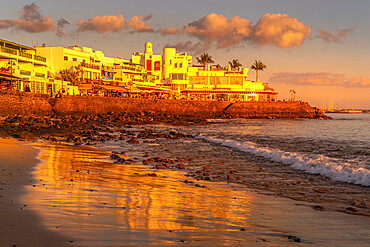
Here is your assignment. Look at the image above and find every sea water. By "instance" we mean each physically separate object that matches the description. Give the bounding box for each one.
[160,113,369,186]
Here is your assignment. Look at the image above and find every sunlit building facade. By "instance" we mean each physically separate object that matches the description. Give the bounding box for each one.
[0,39,47,93]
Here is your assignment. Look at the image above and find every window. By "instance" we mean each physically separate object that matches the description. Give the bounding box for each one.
[180,63,183,68]
[64,56,68,61]
[175,63,178,68]
[169,60,172,65]
[73,58,77,61]
[154,61,160,71]
[146,60,152,71]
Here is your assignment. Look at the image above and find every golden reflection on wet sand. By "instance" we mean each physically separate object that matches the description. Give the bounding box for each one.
[24,143,370,246]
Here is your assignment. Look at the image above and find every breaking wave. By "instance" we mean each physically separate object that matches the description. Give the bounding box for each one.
[197,135,370,186]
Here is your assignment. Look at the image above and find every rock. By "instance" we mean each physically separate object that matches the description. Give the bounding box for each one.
[345,207,357,212]
[155,164,166,169]
[313,205,324,211]
[288,235,301,242]
[110,154,121,160]
[175,164,186,169]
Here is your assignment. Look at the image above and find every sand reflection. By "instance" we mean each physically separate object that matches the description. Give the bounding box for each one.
[25,143,259,245]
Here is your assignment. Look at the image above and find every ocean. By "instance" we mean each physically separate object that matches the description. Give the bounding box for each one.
[164,113,370,186]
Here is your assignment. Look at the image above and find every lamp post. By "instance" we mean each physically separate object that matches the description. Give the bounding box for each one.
[8,60,15,90]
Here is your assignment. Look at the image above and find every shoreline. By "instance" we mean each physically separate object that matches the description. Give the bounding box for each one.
[0,138,72,246]
[19,139,370,245]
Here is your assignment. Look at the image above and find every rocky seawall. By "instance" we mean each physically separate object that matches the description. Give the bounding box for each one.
[0,89,328,120]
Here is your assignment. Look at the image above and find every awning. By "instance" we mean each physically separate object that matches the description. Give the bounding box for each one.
[96,85,129,92]
[0,72,22,80]
[78,83,93,90]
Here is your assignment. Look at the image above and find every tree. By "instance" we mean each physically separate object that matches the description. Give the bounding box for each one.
[250,60,266,82]
[228,59,242,70]
[59,65,82,86]
[196,53,214,67]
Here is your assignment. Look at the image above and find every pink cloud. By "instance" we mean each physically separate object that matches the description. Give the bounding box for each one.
[164,41,203,55]
[0,3,55,33]
[76,15,125,33]
[269,72,370,88]
[126,16,154,33]
[182,13,252,49]
[317,27,354,43]
[56,18,70,37]
[165,13,311,50]
[160,27,178,35]
[253,13,311,49]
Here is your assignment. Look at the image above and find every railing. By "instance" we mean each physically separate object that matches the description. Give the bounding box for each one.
[20,52,33,59]
[35,72,45,78]
[34,55,46,62]
[1,46,18,55]
[20,70,31,76]
[81,62,100,70]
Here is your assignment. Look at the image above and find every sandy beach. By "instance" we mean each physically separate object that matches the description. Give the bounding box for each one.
[0,138,72,247]
[1,136,369,246]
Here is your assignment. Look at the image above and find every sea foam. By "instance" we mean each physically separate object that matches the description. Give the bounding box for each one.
[197,135,370,186]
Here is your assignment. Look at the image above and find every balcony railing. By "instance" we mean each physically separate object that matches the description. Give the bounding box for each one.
[20,70,31,76]
[20,52,33,59]
[1,46,47,63]
[35,72,45,78]
[81,62,100,70]
[34,55,46,62]
[1,46,18,55]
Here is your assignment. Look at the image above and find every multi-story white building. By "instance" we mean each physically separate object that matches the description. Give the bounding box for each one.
[0,38,47,93]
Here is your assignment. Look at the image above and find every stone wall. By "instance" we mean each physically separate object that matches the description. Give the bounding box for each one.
[0,90,326,119]
[0,90,52,116]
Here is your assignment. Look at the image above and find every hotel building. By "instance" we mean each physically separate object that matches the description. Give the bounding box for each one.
[0,39,47,93]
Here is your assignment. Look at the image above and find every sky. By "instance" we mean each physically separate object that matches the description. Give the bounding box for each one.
[1,0,369,109]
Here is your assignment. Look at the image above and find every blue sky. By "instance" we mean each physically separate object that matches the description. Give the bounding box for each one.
[1,0,369,108]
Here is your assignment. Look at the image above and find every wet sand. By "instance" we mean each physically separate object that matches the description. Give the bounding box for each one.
[0,138,72,247]
[19,141,370,246]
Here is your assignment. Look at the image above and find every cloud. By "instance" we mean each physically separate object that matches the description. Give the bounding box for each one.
[182,13,252,49]
[165,13,311,50]
[252,13,311,49]
[0,3,55,33]
[269,72,370,88]
[76,15,125,33]
[160,27,178,35]
[317,27,354,43]
[56,18,70,37]
[126,16,154,33]
[164,41,204,55]
[143,14,153,22]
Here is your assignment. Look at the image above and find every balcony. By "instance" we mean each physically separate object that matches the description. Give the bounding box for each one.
[20,52,33,59]
[34,55,46,63]
[35,72,45,78]
[81,62,100,70]
[1,46,17,55]
[20,70,31,76]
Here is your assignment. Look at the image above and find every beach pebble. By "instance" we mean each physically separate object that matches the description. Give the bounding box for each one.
[155,164,166,169]
[288,235,301,242]
[313,205,325,211]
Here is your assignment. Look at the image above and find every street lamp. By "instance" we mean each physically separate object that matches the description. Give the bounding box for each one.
[7,60,16,90]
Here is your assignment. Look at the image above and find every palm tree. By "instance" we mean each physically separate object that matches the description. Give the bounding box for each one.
[250,60,266,82]
[290,89,296,101]
[196,53,214,67]
[228,59,242,70]
[59,65,82,86]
